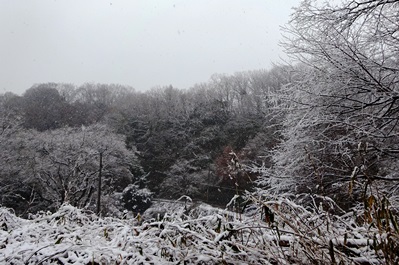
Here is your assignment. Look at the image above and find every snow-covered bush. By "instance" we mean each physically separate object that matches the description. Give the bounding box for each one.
[122,184,153,215]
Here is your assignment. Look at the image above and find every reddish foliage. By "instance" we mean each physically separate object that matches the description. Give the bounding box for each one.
[215,146,259,192]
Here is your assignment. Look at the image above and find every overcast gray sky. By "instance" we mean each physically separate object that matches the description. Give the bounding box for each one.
[0,0,299,94]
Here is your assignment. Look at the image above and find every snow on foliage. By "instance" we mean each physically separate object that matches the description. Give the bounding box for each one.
[1,195,397,264]
[0,123,142,216]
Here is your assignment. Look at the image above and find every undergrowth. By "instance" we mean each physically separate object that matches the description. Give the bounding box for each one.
[0,193,398,264]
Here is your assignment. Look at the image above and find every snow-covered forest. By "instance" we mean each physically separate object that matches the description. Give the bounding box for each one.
[1,0,399,263]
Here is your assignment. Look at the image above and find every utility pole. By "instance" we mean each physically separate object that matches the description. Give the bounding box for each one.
[96,151,103,215]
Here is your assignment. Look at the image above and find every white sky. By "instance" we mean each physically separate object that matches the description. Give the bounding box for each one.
[0,0,300,94]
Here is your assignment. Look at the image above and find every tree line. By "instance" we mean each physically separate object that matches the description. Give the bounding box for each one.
[0,67,290,216]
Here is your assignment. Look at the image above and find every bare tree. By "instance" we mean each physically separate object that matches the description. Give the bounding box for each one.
[262,0,399,207]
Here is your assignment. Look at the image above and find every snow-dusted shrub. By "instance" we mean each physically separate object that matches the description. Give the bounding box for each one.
[122,184,153,215]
